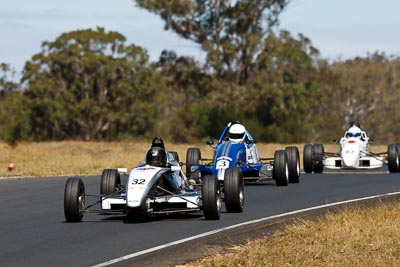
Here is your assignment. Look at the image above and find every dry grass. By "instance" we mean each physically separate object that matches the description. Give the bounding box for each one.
[0,141,198,177]
[0,141,388,177]
[184,202,400,267]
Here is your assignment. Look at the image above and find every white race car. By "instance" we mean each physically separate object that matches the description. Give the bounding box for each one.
[63,137,239,222]
[303,127,400,173]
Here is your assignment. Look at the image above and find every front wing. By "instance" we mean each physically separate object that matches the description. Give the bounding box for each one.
[101,191,202,213]
[324,156,385,169]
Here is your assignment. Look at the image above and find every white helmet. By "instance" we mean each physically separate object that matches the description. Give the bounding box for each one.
[346,126,362,139]
[229,124,246,143]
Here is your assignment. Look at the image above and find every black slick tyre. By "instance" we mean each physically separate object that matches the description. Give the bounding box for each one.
[100,169,121,195]
[186,147,201,181]
[202,175,221,220]
[64,177,85,223]
[396,143,400,170]
[388,144,400,173]
[274,150,289,186]
[285,146,300,183]
[224,167,245,213]
[313,144,324,173]
[303,144,314,173]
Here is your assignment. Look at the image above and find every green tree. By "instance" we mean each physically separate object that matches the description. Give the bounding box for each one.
[153,30,331,143]
[0,63,29,144]
[134,0,290,84]
[22,27,158,141]
[0,63,18,93]
[326,52,400,143]
[248,31,330,142]
[153,52,215,142]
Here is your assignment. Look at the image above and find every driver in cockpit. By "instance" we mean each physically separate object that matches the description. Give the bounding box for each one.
[344,120,368,142]
[144,137,184,193]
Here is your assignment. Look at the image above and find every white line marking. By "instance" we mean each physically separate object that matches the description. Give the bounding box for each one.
[92,191,400,267]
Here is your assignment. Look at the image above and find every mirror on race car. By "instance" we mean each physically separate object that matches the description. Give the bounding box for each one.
[206,140,214,146]
[190,165,200,172]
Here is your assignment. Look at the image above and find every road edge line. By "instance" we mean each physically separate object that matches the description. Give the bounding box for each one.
[91,191,400,267]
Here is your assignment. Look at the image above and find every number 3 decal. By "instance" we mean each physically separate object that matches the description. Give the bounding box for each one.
[216,159,229,169]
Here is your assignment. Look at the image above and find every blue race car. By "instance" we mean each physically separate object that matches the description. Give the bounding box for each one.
[186,121,300,187]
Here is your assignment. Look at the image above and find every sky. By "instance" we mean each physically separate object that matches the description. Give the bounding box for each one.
[1,0,400,75]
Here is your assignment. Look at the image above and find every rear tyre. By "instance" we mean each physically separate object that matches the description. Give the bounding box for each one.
[388,144,400,173]
[224,168,245,213]
[313,144,324,173]
[274,150,289,186]
[202,175,221,220]
[303,144,314,173]
[100,169,121,195]
[186,148,201,182]
[64,177,85,223]
[285,146,300,183]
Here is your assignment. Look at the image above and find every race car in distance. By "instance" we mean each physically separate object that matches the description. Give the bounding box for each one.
[303,121,400,173]
[186,121,301,190]
[64,137,233,223]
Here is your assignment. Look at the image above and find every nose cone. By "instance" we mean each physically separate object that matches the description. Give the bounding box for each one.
[341,142,360,168]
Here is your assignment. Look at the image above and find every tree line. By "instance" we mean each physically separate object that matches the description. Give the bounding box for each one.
[1,1,399,144]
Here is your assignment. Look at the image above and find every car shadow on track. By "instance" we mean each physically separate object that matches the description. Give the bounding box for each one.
[244,181,277,186]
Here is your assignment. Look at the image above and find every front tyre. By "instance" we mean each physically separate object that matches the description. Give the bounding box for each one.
[388,144,400,173]
[303,144,314,173]
[397,144,400,163]
[64,177,85,223]
[224,167,245,213]
[202,175,221,220]
[274,150,289,186]
[285,146,300,183]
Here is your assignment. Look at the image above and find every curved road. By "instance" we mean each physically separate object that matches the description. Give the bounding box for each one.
[1,170,400,266]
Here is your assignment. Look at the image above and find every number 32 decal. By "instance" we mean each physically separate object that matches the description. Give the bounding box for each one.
[131,179,145,185]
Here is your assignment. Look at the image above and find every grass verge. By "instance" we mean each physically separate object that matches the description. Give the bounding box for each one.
[0,141,388,177]
[183,201,400,267]
[0,141,199,177]
[0,141,320,177]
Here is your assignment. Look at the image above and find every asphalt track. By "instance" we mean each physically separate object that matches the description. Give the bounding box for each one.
[1,169,400,267]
